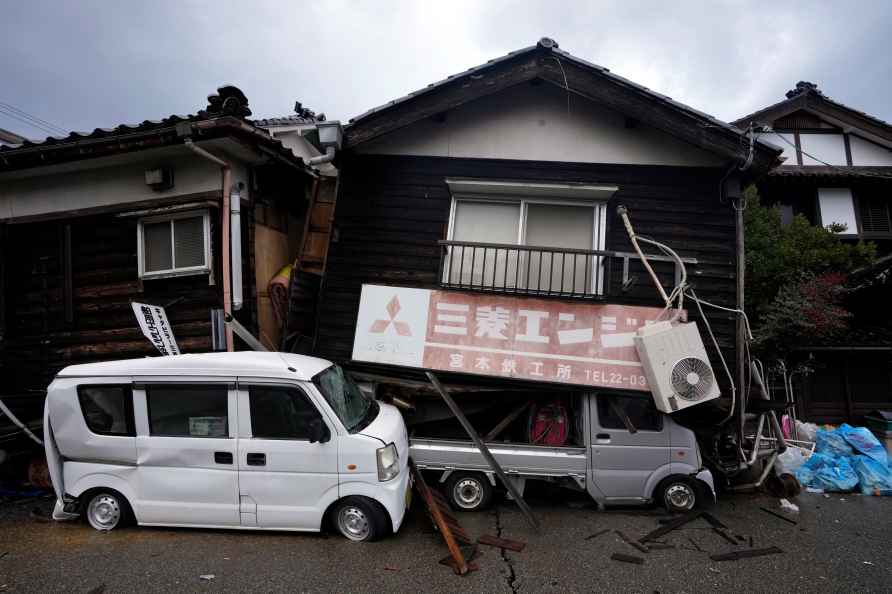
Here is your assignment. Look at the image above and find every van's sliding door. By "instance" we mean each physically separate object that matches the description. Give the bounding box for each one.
[132,381,240,527]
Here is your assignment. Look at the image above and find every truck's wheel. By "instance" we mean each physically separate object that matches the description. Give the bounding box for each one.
[445,472,493,512]
[83,489,132,531]
[656,476,699,513]
[332,496,389,542]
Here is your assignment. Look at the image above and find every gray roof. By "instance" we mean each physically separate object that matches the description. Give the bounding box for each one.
[348,38,781,155]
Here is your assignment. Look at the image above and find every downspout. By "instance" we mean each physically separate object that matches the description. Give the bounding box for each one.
[308,146,335,166]
[185,138,234,351]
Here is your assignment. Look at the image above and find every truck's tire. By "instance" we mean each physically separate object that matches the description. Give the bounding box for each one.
[332,496,389,542]
[82,489,133,531]
[655,476,700,513]
[445,472,493,512]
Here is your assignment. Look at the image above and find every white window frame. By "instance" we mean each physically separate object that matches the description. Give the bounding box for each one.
[137,210,212,279]
[444,180,616,294]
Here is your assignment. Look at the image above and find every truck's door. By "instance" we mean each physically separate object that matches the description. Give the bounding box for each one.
[589,393,669,500]
[134,381,240,526]
[235,380,339,530]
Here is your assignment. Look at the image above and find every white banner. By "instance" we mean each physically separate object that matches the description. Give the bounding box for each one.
[132,302,180,356]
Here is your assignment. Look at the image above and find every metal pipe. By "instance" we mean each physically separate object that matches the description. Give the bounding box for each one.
[185,139,233,351]
[308,146,335,165]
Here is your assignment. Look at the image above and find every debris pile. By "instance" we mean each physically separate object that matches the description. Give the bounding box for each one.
[794,423,892,495]
[603,509,786,566]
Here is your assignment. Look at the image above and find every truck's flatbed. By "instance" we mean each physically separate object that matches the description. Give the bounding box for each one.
[409,437,588,479]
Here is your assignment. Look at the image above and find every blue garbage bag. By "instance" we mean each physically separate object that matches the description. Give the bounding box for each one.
[815,427,854,457]
[838,424,888,465]
[851,455,892,496]
[794,452,859,492]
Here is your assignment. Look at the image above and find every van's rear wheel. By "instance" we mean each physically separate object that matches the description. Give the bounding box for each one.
[445,472,493,512]
[84,490,131,531]
[656,476,699,513]
[333,497,388,542]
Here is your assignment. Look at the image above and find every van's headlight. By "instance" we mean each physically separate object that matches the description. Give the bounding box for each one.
[376,443,399,481]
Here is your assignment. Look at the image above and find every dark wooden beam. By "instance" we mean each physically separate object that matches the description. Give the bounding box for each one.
[344,53,541,147]
[426,371,540,531]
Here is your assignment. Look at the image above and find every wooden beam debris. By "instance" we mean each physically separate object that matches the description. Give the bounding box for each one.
[426,372,540,532]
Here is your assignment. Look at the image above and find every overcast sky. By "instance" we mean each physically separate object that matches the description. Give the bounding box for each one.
[2,1,890,139]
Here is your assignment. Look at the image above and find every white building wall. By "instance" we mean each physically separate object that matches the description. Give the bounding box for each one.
[356,83,724,167]
[0,146,249,221]
[850,135,892,166]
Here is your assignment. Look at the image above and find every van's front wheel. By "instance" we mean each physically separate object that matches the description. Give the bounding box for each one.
[333,497,388,542]
[84,490,131,531]
[656,476,700,513]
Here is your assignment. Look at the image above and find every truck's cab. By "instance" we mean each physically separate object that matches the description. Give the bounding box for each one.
[44,352,410,541]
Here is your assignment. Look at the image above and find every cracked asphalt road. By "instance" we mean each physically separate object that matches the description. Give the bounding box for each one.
[1,486,890,593]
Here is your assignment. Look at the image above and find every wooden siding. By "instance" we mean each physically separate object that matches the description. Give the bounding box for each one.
[313,154,738,376]
[0,212,221,394]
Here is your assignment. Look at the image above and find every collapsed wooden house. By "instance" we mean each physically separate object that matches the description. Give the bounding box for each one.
[286,38,782,436]
[0,86,323,454]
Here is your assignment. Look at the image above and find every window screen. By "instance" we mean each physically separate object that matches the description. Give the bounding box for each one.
[173,216,205,267]
[143,221,173,272]
[78,386,134,436]
[249,386,322,439]
[147,385,229,437]
[597,395,662,431]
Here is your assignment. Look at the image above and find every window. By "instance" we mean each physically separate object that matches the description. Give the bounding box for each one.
[146,385,229,437]
[818,188,858,234]
[444,180,613,295]
[78,385,134,436]
[249,385,323,439]
[597,394,662,432]
[138,211,210,278]
[858,196,892,235]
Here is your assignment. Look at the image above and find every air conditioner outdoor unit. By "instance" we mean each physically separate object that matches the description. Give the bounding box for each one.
[634,321,721,413]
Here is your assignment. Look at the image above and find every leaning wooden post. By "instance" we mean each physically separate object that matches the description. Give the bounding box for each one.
[426,372,540,532]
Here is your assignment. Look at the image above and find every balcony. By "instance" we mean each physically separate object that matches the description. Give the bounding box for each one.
[438,240,695,300]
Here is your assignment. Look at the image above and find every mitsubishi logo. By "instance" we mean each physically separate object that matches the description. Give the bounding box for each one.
[369,296,412,336]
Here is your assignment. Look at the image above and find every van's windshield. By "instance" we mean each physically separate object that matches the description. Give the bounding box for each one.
[312,365,378,433]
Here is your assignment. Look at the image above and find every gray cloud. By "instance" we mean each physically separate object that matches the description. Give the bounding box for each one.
[2,0,890,139]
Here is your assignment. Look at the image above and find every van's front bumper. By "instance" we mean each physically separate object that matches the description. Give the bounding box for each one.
[380,464,412,533]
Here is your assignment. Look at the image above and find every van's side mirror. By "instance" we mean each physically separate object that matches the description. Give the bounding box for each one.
[309,419,329,444]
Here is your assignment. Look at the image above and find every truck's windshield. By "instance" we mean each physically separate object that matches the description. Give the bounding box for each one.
[312,365,378,433]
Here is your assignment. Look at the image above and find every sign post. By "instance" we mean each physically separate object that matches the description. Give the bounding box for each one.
[132,302,180,356]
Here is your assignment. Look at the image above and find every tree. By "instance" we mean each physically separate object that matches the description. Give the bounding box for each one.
[744,186,875,355]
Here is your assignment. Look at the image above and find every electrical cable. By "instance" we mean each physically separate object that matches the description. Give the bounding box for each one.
[687,288,737,427]
[0,102,67,136]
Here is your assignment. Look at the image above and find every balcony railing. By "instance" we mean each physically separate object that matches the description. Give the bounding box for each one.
[438,240,697,300]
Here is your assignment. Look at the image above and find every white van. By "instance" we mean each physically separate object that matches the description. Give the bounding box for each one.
[43,352,411,542]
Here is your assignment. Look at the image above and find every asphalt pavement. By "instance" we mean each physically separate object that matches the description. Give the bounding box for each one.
[0,486,890,593]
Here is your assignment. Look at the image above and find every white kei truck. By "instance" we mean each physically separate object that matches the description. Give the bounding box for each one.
[42,352,411,542]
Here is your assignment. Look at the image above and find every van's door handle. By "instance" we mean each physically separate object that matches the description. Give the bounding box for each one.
[214,451,233,464]
[246,453,266,466]
[596,433,611,440]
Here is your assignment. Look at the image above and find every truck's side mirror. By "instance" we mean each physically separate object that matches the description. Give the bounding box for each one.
[309,418,330,444]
